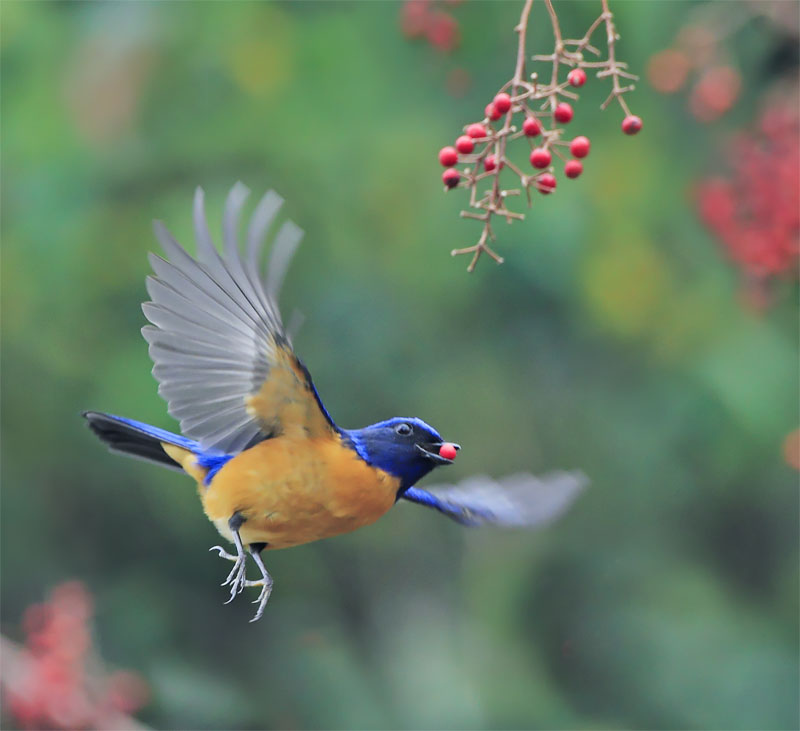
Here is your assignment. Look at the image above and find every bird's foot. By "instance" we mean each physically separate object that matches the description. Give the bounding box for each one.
[209,517,273,621]
[209,545,238,562]
[243,578,273,622]
[209,543,248,603]
[245,548,274,622]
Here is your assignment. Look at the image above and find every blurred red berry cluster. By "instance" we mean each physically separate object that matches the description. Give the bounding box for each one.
[400,0,462,54]
[438,0,640,271]
[648,1,798,123]
[648,35,741,123]
[783,428,800,471]
[1,582,149,730]
[696,96,799,305]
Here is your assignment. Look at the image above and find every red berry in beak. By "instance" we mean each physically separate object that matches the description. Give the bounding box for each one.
[439,443,458,460]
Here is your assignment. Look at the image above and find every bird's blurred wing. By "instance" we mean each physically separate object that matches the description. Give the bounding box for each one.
[142,183,335,454]
[402,471,588,527]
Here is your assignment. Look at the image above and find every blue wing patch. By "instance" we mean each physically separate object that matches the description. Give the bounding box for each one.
[401,472,589,528]
[196,453,234,485]
[402,486,494,526]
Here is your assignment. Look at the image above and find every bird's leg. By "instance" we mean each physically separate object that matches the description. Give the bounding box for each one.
[209,512,249,602]
[244,542,274,623]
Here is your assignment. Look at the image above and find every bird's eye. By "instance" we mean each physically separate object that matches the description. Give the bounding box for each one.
[395,423,413,436]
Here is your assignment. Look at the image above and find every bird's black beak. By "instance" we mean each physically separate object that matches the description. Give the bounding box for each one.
[415,441,460,465]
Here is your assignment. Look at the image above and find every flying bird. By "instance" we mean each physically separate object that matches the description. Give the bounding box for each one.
[84,183,586,621]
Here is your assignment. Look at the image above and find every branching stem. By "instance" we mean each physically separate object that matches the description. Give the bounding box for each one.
[448,0,639,272]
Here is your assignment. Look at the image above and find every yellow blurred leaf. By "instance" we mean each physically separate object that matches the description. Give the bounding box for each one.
[227,8,294,97]
[581,227,670,338]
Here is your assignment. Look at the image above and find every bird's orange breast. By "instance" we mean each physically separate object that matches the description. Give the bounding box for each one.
[200,436,400,549]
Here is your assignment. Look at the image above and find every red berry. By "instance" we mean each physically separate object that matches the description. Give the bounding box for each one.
[484,154,503,172]
[439,146,458,167]
[564,160,583,178]
[530,147,551,169]
[467,123,487,139]
[570,136,590,158]
[455,135,474,154]
[537,173,557,194]
[522,117,542,136]
[622,115,643,135]
[442,168,460,188]
[485,103,502,121]
[439,443,458,460]
[554,103,573,123]
[400,1,429,39]
[567,68,587,87]
[493,92,512,113]
[426,11,460,53]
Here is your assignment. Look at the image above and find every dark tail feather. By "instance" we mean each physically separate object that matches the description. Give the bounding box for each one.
[82,411,197,472]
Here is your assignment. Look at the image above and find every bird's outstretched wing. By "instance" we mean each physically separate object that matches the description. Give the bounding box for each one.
[142,183,335,454]
[402,472,588,527]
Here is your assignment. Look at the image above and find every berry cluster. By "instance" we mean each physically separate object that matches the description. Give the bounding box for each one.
[2,582,148,729]
[440,114,596,186]
[438,0,641,271]
[400,0,462,54]
[696,96,799,307]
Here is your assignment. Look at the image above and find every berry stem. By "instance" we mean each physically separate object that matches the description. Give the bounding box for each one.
[442,0,641,272]
[598,0,636,116]
[570,12,606,57]
[514,0,535,84]
[455,0,535,273]
[543,0,563,112]
[502,157,528,180]
[452,226,504,273]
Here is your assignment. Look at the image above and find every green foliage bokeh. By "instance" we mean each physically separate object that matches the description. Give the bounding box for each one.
[1,2,798,729]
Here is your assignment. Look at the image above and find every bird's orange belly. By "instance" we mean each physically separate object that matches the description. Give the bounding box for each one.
[200,437,400,549]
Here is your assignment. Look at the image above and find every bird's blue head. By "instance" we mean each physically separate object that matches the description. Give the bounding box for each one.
[343,416,460,493]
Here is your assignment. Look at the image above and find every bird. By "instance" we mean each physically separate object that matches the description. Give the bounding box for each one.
[84,183,587,621]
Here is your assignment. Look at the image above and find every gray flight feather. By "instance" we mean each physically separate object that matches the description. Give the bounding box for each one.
[417,471,588,527]
[142,183,303,454]
[266,221,303,305]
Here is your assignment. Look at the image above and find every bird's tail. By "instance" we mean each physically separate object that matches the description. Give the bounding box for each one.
[82,411,201,474]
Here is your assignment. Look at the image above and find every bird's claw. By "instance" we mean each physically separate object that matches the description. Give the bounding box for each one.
[244,578,274,622]
[245,549,274,622]
[210,544,249,602]
[223,560,248,602]
[209,545,238,561]
[209,542,273,620]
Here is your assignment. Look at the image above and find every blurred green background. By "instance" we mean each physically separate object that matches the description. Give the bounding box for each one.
[2,1,798,729]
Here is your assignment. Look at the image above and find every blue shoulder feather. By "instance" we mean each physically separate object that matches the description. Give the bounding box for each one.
[402,486,494,526]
